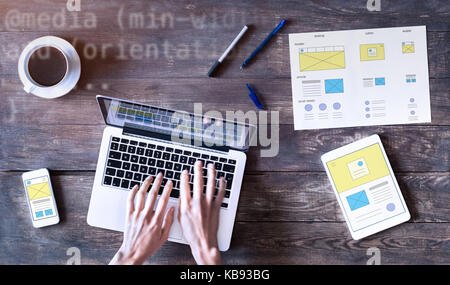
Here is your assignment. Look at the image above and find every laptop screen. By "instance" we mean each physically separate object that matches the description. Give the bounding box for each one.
[97,95,256,152]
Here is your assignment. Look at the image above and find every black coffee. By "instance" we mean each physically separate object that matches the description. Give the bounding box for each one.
[28,46,67,87]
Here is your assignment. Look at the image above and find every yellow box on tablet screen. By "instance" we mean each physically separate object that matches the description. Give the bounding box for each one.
[360,43,385,61]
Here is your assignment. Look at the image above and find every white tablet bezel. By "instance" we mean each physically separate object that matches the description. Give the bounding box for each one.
[321,134,410,240]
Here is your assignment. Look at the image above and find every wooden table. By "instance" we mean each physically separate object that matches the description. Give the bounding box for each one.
[0,0,449,265]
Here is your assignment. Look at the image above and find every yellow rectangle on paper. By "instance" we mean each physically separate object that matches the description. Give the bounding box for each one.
[299,50,345,71]
[27,182,51,200]
[360,44,385,61]
[402,44,415,53]
[326,144,390,193]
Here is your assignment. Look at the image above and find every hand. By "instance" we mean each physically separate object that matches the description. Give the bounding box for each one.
[178,161,226,265]
[110,173,175,265]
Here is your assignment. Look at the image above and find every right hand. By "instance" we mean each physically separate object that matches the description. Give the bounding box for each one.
[178,161,225,265]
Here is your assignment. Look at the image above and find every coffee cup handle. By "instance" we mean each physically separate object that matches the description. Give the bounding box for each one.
[23,84,36,93]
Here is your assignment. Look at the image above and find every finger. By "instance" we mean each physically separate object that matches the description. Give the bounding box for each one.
[206,163,216,204]
[215,177,226,210]
[126,184,139,215]
[154,180,173,223]
[134,177,152,212]
[180,169,191,212]
[193,160,204,203]
[161,207,175,241]
[144,173,163,214]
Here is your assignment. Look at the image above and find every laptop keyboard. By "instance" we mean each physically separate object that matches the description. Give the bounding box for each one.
[103,136,237,208]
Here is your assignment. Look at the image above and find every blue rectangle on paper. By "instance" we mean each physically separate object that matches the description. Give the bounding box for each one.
[375,77,385,86]
[325,79,344,94]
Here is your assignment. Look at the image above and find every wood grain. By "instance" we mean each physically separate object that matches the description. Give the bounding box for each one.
[0,0,449,265]
[0,30,449,79]
[1,78,449,126]
[0,172,449,265]
[0,124,448,172]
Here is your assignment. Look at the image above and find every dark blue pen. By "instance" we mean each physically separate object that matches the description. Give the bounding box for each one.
[241,19,286,69]
[246,84,263,110]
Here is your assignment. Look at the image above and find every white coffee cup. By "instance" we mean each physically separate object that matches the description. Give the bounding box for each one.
[18,36,81,99]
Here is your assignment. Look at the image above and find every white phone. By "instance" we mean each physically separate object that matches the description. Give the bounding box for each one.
[22,168,60,228]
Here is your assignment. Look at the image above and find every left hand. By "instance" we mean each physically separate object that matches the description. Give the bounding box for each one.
[110,173,175,265]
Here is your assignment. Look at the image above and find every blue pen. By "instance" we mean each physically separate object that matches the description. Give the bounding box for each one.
[241,19,286,69]
[246,84,263,110]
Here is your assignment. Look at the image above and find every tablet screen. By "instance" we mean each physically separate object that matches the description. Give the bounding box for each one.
[325,143,407,233]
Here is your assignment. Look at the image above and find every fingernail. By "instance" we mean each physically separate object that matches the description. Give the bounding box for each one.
[183,169,188,174]
[158,172,163,178]
[208,163,214,169]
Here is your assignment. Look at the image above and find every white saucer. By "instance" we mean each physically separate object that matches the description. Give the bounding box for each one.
[18,36,81,99]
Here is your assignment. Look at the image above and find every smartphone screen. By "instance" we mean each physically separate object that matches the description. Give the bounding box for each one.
[24,175,57,221]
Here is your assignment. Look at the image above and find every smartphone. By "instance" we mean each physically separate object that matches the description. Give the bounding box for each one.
[22,168,60,228]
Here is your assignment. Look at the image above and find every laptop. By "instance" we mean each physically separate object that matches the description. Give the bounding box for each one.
[87,95,256,251]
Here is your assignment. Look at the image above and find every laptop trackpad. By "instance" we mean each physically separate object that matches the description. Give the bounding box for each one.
[158,200,182,240]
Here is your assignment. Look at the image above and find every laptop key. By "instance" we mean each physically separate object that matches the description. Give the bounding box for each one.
[188,157,196,165]
[130,140,138,146]
[180,156,188,164]
[166,147,173,152]
[221,203,228,208]
[121,138,129,144]
[137,147,145,155]
[156,160,164,168]
[147,158,156,166]
[174,172,181,180]
[175,149,182,154]
[214,162,222,170]
[211,156,218,161]
[201,154,209,159]
[166,170,174,179]
[139,142,147,147]
[145,149,153,157]
[139,157,147,165]
[112,137,120,142]
[122,153,130,161]
[174,163,182,171]
[134,173,142,181]
[183,150,192,156]
[121,179,130,189]
[107,159,121,168]
[148,143,156,149]
[163,152,170,160]
[110,142,119,150]
[140,165,148,173]
[193,152,200,157]
[171,154,179,162]
[157,146,164,151]
[225,191,230,198]
[223,164,235,173]
[112,178,121,187]
[105,168,116,176]
[103,176,112,185]
[130,181,140,189]
[125,171,133,179]
[228,159,237,165]
[154,151,162,158]
[131,164,139,172]
[165,161,173,169]
[219,157,227,162]
[148,167,156,175]
[130,155,138,163]
[128,146,136,154]
[109,151,121,160]
[170,189,180,198]
[122,162,131,170]
[117,170,125,178]
[119,144,127,152]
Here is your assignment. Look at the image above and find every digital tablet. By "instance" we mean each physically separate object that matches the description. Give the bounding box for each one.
[321,134,410,240]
